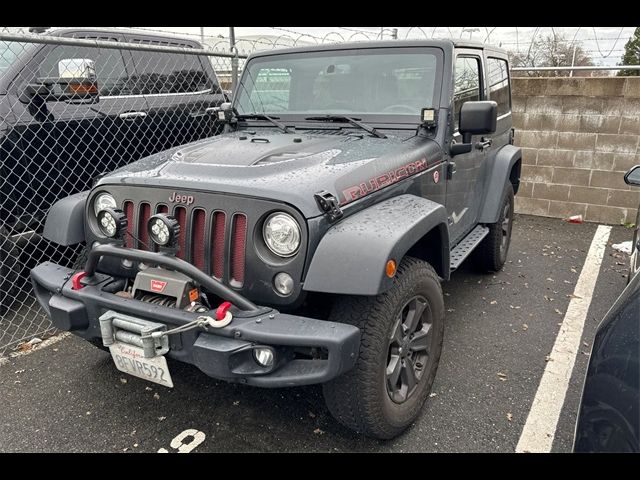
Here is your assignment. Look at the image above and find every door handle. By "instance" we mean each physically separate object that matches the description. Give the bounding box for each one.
[476,138,492,151]
[119,111,147,120]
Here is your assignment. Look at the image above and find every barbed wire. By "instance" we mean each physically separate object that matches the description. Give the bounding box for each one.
[3,26,634,66]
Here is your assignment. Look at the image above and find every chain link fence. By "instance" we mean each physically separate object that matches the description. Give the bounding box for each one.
[0,27,246,355]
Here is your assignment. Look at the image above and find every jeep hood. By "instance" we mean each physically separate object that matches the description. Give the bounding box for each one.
[97,130,444,218]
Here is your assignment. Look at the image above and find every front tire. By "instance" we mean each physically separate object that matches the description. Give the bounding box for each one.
[322,257,444,439]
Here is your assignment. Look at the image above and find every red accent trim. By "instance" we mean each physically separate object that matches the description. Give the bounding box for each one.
[216,301,233,321]
[192,209,206,271]
[138,203,151,250]
[340,158,430,205]
[230,214,247,285]
[211,211,226,279]
[71,271,87,290]
[123,201,134,248]
[175,207,187,260]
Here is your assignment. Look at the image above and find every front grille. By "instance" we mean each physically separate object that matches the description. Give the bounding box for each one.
[121,200,246,286]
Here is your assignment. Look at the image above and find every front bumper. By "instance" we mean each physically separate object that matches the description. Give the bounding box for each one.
[30,250,360,387]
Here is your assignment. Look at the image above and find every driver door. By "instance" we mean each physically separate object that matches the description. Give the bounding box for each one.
[446,52,486,245]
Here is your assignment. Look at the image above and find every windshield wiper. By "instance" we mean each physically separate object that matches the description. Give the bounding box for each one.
[304,115,387,139]
[236,113,293,134]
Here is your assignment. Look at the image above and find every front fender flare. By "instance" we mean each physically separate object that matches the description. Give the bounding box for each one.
[303,195,449,296]
[42,191,88,246]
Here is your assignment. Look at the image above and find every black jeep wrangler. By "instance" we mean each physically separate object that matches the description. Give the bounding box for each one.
[31,39,521,439]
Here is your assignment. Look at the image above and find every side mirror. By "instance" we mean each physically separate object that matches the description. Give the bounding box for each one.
[56,58,99,102]
[20,58,99,104]
[450,101,497,156]
[624,165,640,187]
[459,100,497,144]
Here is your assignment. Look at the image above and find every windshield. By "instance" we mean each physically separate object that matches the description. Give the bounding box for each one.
[0,41,27,76]
[235,47,442,123]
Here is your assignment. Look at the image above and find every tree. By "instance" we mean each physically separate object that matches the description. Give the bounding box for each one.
[618,27,640,76]
[508,33,595,77]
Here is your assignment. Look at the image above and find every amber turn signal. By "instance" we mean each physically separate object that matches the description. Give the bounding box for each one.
[68,83,98,94]
[386,259,397,278]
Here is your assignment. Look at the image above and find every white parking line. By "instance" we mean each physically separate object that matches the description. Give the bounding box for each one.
[516,224,612,453]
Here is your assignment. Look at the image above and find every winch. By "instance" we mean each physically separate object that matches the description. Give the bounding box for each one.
[131,267,202,310]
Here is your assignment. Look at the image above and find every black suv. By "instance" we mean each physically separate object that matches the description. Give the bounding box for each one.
[32,39,522,439]
[0,28,226,312]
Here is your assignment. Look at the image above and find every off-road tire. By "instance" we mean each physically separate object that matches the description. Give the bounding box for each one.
[474,182,514,272]
[322,257,444,439]
[1,235,21,315]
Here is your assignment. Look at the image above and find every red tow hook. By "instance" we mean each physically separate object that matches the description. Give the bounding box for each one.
[216,301,233,321]
[205,301,234,328]
[71,271,88,290]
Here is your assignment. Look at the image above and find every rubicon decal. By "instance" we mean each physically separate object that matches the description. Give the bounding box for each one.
[150,280,167,293]
[341,158,428,204]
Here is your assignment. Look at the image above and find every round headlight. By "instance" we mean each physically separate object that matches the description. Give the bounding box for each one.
[263,213,301,257]
[148,214,180,247]
[96,208,127,238]
[93,193,117,216]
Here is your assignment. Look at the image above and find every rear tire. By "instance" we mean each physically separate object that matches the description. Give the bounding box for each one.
[473,182,514,272]
[322,257,444,439]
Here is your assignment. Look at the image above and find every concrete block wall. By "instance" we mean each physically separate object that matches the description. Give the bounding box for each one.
[512,77,640,224]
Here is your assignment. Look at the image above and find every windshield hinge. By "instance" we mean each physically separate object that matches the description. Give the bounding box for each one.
[314,190,343,222]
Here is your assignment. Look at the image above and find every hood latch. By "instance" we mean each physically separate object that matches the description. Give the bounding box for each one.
[314,190,343,222]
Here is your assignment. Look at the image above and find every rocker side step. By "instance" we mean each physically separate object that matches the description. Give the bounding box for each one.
[449,225,489,271]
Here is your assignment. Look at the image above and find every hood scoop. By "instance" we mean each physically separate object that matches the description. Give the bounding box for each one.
[253,151,316,165]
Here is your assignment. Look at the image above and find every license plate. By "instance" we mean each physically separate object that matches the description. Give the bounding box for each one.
[109,342,174,388]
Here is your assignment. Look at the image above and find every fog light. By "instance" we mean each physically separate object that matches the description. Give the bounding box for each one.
[253,347,275,367]
[274,272,294,296]
[97,208,127,239]
[148,214,180,247]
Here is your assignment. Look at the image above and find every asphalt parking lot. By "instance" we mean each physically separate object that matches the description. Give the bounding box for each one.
[0,214,632,453]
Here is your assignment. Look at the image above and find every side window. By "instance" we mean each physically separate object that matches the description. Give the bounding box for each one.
[128,52,215,95]
[38,45,130,96]
[487,58,510,116]
[453,56,481,130]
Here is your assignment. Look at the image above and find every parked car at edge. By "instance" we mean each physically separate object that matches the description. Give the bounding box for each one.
[0,28,226,313]
[573,165,640,453]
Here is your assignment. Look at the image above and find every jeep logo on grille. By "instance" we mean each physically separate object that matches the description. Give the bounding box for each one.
[169,192,194,205]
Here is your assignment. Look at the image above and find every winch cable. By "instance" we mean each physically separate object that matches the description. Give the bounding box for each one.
[140,302,235,340]
[125,230,152,252]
